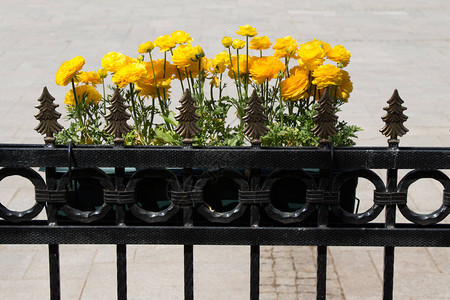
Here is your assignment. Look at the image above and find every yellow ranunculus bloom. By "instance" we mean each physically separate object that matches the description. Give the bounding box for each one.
[336,70,353,101]
[101,52,135,73]
[280,68,310,101]
[155,35,177,52]
[232,39,246,50]
[55,56,85,86]
[171,43,196,68]
[249,36,272,50]
[136,78,171,99]
[185,57,208,78]
[98,68,108,79]
[250,56,285,84]
[143,59,177,81]
[228,55,257,78]
[221,36,232,48]
[210,75,220,88]
[171,30,193,44]
[311,64,343,89]
[193,45,205,61]
[236,24,258,37]
[112,62,147,88]
[138,41,155,54]
[273,36,297,51]
[273,36,299,59]
[273,43,299,59]
[327,45,351,67]
[298,42,326,71]
[76,71,102,86]
[64,84,102,106]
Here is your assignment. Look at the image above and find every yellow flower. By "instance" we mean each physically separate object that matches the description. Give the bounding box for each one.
[273,36,296,51]
[101,52,135,73]
[311,64,343,89]
[185,57,208,78]
[171,43,196,68]
[76,71,102,86]
[327,45,351,67]
[273,36,298,59]
[155,35,177,52]
[232,39,246,50]
[171,30,193,44]
[303,39,331,53]
[336,70,353,101]
[228,55,257,78]
[210,75,220,88]
[98,69,108,79]
[64,84,102,106]
[249,36,272,50]
[298,42,326,71]
[138,41,155,54]
[280,68,310,101]
[222,36,232,48]
[55,56,85,86]
[250,56,285,84]
[193,45,205,61]
[143,59,177,81]
[112,62,147,88]
[136,78,171,99]
[236,24,258,37]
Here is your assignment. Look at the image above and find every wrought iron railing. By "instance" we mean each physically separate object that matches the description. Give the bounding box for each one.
[0,88,449,299]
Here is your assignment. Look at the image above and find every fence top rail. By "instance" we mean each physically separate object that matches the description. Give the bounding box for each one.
[0,144,449,169]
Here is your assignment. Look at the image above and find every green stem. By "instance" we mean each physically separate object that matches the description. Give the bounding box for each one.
[102,79,107,115]
[228,48,241,100]
[170,49,185,92]
[71,79,84,130]
[148,51,162,104]
[245,36,249,99]
[219,72,223,99]
[185,67,193,95]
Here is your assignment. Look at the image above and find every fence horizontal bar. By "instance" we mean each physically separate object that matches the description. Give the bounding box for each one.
[0,144,449,169]
[1,225,450,247]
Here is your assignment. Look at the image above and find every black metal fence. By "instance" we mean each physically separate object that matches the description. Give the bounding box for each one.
[0,143,449,299]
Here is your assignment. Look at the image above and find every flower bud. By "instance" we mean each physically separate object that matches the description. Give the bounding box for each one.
[138,41,155,54]
[98,69,108,79]
[222,36,232,48]
[232,39,245,50]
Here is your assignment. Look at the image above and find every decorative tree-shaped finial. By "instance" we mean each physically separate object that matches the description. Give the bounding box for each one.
[243,90,269,146]
[104,88,132,145]
[34,86,64,145]
[312,87,338,146]
[175,89,201,146]
[380,89,408,146]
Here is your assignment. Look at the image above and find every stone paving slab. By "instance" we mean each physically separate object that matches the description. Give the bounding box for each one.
[0,0,449,299]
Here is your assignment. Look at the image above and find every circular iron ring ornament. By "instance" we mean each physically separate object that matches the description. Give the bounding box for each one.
[331,169,385,225]
[126,168,181,223]
[0,167,46,222]
[196,169,249,223]
[397,170,450,225]
[58,168,114,223]
[263,169,317,224]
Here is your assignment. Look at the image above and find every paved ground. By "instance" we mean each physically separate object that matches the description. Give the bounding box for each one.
[0,0,450,299]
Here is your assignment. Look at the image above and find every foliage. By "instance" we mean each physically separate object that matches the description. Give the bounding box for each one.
[54,26,361,147]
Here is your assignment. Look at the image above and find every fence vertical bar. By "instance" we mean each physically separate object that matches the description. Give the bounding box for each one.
[114,164,127,300]
[48,243,61,300]
[183,167,194,300]
[45,166,61,300]
[184,244,194,300]
[383,168,398,300]
[117,244,127,300]
[250,244,260,300]
[317,246,327,300]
